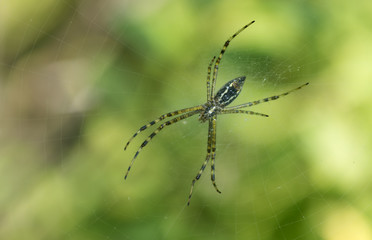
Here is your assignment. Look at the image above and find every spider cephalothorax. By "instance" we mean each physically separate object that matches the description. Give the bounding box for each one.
[124,20,309,205]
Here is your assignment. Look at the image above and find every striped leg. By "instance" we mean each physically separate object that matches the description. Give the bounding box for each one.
[207,56,216,101]
[124,105,203,150]
[125,110,200,180]
[220,109,269,117]
[210,116,221,193]
[187,118,213,206]
[210,21,255,97]
[224,82,309,111]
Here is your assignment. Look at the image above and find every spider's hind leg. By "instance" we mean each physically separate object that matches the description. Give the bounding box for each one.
[206,56,216,101]
[210,21,255,97]
[220,109,269,117]
[224,82,309,110]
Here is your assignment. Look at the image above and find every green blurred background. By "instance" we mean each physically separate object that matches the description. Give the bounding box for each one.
[1,0,372,239]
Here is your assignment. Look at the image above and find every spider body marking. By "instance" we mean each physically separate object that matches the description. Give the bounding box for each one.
[199,76,245,122]
[214,76,245,107]
[124,20,309,205]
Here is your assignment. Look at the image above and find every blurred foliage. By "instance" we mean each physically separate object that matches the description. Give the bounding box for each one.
[1,0,372,239]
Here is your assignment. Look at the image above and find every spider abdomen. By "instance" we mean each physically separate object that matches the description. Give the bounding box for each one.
[214,76,246,107]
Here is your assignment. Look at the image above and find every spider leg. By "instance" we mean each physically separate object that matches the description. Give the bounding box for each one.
[124,105,203,150]
[224,82,309,110]
[125,110,200,180]
[210,116,221,194]
[207,56,216,101]
[187,118,213,206]
[220,109,269,117]
[210,21,255,97]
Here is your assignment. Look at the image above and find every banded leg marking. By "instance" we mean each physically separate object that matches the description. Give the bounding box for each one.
[225,82,309,110]
[187,154,211,206]
[124,105,203,150]
[125,110,200,180]
[220,109,269,117]
[211,21,255,97]
[210,116,221,194]
[207,56,216,101]
[187,118,213,206]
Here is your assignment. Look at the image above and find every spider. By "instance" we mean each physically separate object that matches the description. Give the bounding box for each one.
[124,20,309,205]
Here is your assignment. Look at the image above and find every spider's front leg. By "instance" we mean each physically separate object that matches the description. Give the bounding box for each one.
[187,118,213,205]
[187,116,221,206]
[125,110,200,180]
[124,106,203,150]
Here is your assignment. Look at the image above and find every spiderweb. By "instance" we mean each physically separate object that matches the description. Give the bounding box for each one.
[1,0,372,240]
